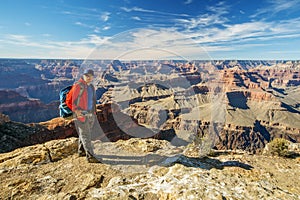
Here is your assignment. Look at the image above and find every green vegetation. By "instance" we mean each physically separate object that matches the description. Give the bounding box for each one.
[267,138,290,157]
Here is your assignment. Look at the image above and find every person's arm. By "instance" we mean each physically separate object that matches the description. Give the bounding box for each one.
[92,85,97,112]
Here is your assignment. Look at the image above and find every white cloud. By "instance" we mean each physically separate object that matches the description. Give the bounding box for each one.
[120,6,188,17]
[0,22,294,60]
[62,11,72,15]
[190,20,298,45]
[184,0,193,5]
[176,13,227,29]
[0,33,113,59]
[120,7,131,12]
[206,1,229,15]
[102,26,111,31]
[2,1,300,61]
[175,2,229,30]
[75,21,95,29]
[121,6,154,13]
[4,34,55,49]
[171,0,300,52]
[132,16,141,21]
[251,0,300,18]
[85,28,213,60]
[42,34,51,37]
[62,9,105,21]
[100,12,110,22]
[94,27,101,33]
[47,34,111,47]
[75,21,84,26]
[6,34,29,42]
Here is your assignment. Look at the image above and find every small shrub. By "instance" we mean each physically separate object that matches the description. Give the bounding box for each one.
[267,138,290,157]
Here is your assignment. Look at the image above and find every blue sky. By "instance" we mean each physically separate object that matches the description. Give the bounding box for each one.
[0,0,300,60]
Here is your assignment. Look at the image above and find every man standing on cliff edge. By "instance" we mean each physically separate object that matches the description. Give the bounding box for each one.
[66,69,101,163]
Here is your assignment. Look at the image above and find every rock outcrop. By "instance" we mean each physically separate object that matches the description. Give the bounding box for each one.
[0,116,77,153]
[0,137,299,199]
[0,113,10,125]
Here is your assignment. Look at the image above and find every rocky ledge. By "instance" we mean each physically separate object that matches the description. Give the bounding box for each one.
[0,137,299,199]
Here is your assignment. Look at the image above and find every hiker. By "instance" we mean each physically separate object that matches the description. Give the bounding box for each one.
[66,69,101,163]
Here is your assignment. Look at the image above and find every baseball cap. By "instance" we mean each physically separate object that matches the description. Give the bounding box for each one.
[83,69,94,76]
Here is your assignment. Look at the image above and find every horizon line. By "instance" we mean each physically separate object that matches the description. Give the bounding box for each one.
[0,57,299,62]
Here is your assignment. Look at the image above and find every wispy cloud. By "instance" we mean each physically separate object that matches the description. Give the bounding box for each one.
[5,34,29,43]
[3,16,300,60]
[63,8,111,33]
[62,9,106,21]
[62,10,89,18]
[42,34,51,37]
[251,0,300,18]
[62,11,72,15]
[81,34,111,45]
[100,12,110,22]
[86,28,213,60]
[190,18,300,45]
[175,2,229,30]
[184,0,193,5]
[176,14,227,30]
[19,38,106,59]
[2,1,300,60]
[4,34,55,49]
[173,1,300,51]
[132,16,141,21]
[120,6,188,17]
[75,21,91,28]
[2,33,109,52]
[75,21,106,32]
[206,1,229,16]
[94,27,101,33]
[102,26,111,31]
[121,6,154,13]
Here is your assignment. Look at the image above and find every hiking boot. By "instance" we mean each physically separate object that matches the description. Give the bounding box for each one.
[87,156,102,163]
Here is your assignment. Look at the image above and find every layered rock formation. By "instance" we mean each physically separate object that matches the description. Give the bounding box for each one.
[0,59,81,122]
[0,90,59,123]
[97,60,300,153]
[0,59,299,153]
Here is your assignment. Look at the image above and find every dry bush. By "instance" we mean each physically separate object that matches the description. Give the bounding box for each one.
[267,138,290,157]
